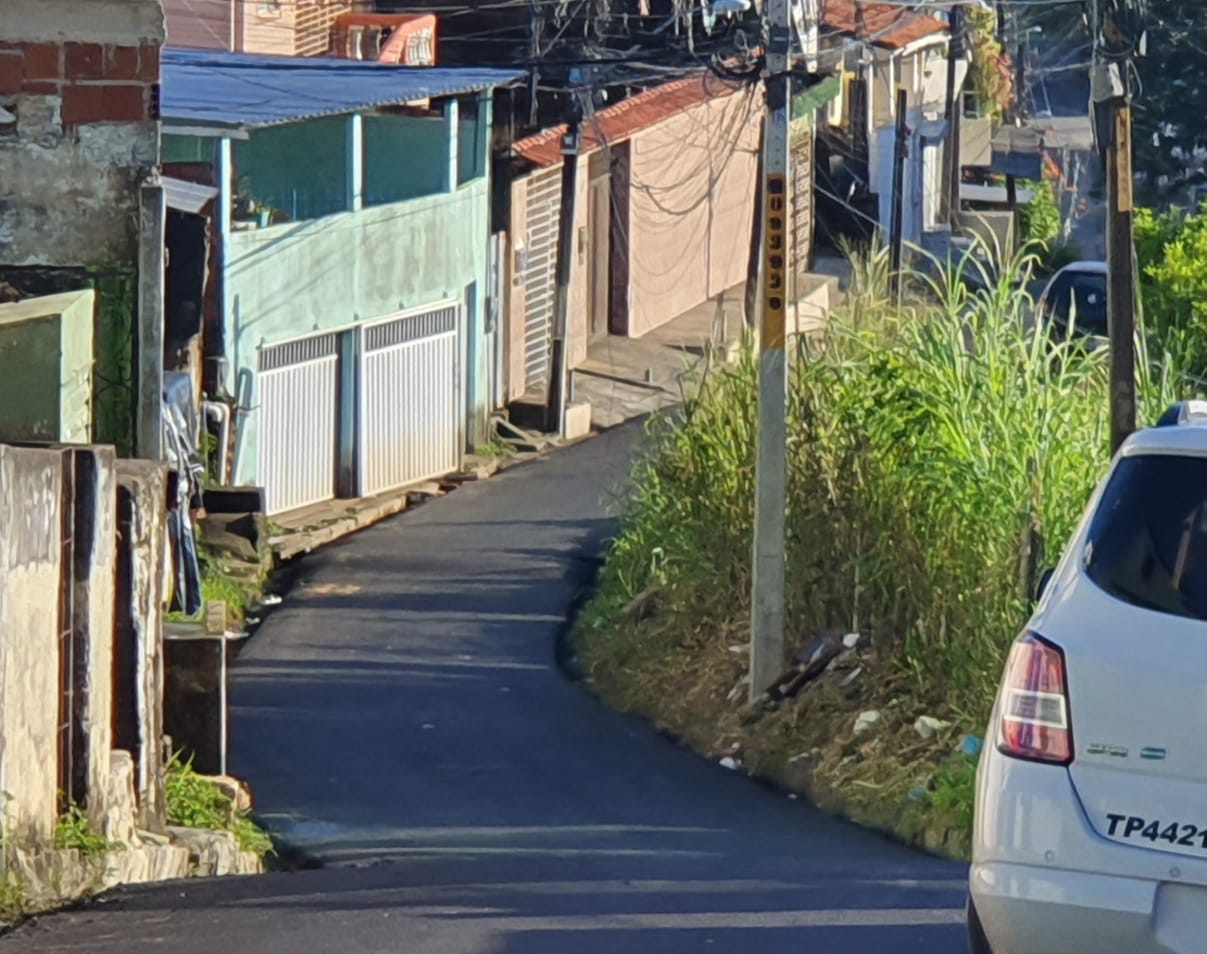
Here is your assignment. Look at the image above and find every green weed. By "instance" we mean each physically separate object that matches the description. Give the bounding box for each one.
[54,803,118,855]
[165,756,274,858]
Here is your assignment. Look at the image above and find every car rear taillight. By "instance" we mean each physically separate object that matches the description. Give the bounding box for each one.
[997,633,1073,765]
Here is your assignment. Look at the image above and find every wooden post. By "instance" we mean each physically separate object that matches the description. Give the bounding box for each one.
[888,87,909,304]
[744,113,767,330]
[942,5,965,227]
[1097,0,1139,451]
[545,111,581,435]
[1106,100,1137,450]
[137,179,165,460]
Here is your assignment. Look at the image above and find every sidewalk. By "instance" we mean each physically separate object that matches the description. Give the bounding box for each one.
[572,275,841,430]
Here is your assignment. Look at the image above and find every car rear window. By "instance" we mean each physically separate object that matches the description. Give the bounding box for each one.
[1085,454,1207,621]
[1047,272,1108,337]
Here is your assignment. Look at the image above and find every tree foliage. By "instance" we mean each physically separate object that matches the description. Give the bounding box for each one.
[1135,206,1207,374]
[1134,3,1207,200]
[965,8,1011,119]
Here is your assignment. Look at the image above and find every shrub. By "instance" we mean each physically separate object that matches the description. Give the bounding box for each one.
[585,242,1186,723]
[54,803,119,855]
[1135,205,1207,377]
[166,755,273,858]
[1017,177,1062,257]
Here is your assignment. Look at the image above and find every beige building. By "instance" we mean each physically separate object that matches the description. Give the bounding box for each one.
[504,75,766,404]
[162,0,363,57]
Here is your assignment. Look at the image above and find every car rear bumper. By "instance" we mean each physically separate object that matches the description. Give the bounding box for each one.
[971,862,1207,954]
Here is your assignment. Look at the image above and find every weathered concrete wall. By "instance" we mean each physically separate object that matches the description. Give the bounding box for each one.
[0,446,64,843]
[75,447,119,816]
[0,290,96,443]
[114,459,169,832]
[0,0,164,266]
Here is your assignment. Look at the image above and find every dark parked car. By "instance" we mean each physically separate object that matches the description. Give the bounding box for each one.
[1036,260,1108,346]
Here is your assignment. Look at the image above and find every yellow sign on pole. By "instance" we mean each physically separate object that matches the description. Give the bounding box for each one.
[762,173,788,351]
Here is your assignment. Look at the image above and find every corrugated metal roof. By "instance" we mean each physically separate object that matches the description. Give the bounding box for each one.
[164,176,218,214]
[161,48,524,129]
[820,0,948,49]
[513,72,749,168]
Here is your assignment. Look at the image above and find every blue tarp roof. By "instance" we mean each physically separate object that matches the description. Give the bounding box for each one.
[162,48,524,130]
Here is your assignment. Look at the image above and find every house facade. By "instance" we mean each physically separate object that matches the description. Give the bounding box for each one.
[501,74,762,404]
[162,0,364,56]
[161,50,518,515]
[815,0,958,249]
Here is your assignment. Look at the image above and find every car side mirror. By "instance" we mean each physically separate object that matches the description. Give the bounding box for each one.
[1035,567,1055,602]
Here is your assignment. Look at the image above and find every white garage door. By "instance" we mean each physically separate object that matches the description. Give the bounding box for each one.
[358,303,461,496]
[258,332,340,515]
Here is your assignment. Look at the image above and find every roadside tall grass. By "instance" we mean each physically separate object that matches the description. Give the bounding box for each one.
[586,243,1184,721]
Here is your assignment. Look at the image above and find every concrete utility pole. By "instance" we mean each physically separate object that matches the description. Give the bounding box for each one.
[749,0,793,701]
[137,178,165,461]
[1094,0,1141,451]
[888,87,909,304]
[545,102,582,436]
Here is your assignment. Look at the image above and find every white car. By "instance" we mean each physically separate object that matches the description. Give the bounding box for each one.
[969,400,1207,954]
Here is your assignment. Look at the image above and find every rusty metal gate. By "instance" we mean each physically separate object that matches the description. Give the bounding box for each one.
[357,303,461,496]
[258,332,340,515]
[521,167,561,393]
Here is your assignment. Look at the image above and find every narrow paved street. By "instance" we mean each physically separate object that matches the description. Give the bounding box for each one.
[5,422,966,954]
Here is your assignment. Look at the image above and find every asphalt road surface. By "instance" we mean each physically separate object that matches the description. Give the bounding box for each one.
[5,421,967,954]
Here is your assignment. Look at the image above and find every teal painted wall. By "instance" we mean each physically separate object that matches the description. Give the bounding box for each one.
[457,105,481,186]
[364,114,447,205]
[163,135,215,163]
[235,116,349,220]
[226,181,490,485]
[214,94,496,490]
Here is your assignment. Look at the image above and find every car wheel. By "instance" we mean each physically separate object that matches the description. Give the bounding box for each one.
[967,897,994,954]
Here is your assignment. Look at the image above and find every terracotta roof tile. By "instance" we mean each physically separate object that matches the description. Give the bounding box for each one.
[820,0,948,49]
[512,72,747,168]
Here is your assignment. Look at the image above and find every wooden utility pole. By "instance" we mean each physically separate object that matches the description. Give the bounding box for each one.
[1098,4,1139,451]
[941,4,966,227]
[749,0,793,701]
[888,87,909,303]
[545,105,582,435]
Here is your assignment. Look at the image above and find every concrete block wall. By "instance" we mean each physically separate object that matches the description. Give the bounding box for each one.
[115,460,170,833]
[0,446,64,843]
[0,442,165,846]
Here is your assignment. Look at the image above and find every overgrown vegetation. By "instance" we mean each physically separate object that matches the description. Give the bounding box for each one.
[573,242,1188,856]
[54,803,119,856]
[965,8,1011,120]
[1136,205,1207,378]
[166,546,267,626]
[0,872,29,924]
[1016,176,1073,274]
[166,756,273,858]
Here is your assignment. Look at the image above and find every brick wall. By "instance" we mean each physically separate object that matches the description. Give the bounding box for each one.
[0,40,160,126]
